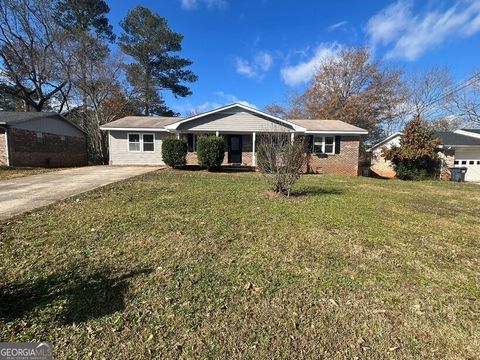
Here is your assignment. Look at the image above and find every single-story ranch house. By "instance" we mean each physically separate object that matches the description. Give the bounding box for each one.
[368,129,480,181]
[0,112,87,167]
[101,103,368,175]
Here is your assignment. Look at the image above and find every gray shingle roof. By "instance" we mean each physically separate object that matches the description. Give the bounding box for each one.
[434,131,480,146]
[282,119,368,133]
[0,111,64,125]
[461,128,480,134]
[0,111,87,134]
[100,116,183,129]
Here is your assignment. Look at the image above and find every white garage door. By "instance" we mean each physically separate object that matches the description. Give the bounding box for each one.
[454,149,480,182]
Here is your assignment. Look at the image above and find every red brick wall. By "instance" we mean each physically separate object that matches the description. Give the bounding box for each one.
[8,128,87,167]
[304,136,360,176]
[0,128,7,166]
[183,134,360,175]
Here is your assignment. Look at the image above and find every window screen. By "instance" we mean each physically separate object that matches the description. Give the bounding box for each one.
[128,134,140,152]
[143,134,154,152]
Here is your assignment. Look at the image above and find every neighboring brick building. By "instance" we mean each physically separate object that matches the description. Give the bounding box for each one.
[101,103,368,176]
[0,112,87,167]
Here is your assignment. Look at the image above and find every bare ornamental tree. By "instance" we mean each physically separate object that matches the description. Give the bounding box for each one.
[256,131,306,197]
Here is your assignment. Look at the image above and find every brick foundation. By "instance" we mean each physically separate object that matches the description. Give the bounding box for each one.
[8,128,87,167]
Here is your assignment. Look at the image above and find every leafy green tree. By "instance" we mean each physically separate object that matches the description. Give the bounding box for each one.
[383,117,441,180]
[119,6,197,116]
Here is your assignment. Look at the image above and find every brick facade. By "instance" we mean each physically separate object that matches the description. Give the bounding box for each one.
[304,136,360,176]
[8,128,87,167]
[0,128,7,166]
[184,134,360,175]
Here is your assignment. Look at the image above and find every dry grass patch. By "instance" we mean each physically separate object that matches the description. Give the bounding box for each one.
[0,166,65,180]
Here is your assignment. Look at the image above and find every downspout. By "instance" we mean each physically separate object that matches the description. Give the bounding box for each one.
[4,126,11,166]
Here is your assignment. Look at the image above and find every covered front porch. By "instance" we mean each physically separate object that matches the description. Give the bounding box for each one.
[177,131,296,166]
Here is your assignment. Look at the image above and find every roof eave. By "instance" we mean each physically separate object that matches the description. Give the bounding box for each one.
[304,130,368,135]
[100,127,171,132]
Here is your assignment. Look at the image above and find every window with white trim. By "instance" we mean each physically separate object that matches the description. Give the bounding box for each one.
[313,136,335,155]
[142,134,154,152]
[128,134,141,152]
[128,133,155,152]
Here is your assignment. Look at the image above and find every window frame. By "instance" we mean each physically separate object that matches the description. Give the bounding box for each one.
[127,133,142,153]
[312,135,336,155]
[36,132,46,145]
[142,133,155,152]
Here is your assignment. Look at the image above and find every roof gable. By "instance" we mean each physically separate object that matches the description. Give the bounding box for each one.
[0,111,86,135]
[165,103,305,132]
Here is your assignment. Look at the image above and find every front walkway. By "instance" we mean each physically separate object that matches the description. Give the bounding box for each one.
[0,166,161,220]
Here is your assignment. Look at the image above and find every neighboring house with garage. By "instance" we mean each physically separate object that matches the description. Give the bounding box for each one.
[368,129,480,181]
[101,103,368,176]
[0,112,87,167]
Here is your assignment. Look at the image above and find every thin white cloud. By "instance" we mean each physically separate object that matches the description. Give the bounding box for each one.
[173,93,257,115]
[255,52,273,71]
[180,0,226,10]
[180,0,197,10]
[216,91,257,108]
[367,0,480,61]
[327,20,348,32]
[235,58,257,78]
[235,51,274,79]
[280,43,341,87]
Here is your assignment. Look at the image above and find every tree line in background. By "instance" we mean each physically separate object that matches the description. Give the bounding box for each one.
[265,47,480,145]
[0,0,197,163]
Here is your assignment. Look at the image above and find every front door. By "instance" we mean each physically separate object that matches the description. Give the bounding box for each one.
[228,135,242,164]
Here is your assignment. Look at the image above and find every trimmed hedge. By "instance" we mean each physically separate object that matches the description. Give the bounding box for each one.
[161,138,187,168]
[197,136,225,170]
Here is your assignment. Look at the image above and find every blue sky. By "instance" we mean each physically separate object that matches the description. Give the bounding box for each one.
[106,0,480,115]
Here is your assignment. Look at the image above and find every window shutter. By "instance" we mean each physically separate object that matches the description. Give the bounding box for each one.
[187,134,194,152]
[306,135,314,153]
[335,136,341,154]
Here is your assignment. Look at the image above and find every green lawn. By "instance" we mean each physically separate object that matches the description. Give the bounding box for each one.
[0,170,479,359]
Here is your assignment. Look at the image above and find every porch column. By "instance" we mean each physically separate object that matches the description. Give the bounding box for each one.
[291,132,295,144]
[216,131,219,137]
[176,132,180,140]
[252,132,256,166]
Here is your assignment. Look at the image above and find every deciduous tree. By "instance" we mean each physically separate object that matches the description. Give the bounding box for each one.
[0,0,73,111]
[382,117,441,180]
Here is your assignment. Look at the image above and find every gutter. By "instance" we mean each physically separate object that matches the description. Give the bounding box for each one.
[99,127,171,132]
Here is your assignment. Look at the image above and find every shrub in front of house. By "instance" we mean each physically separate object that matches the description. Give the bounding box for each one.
[196,136,225,170]
[162,138,187,168]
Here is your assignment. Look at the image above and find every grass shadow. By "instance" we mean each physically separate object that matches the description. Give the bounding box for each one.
[294,187,344,196]
[0,266,153,325]
[179,165,256,173]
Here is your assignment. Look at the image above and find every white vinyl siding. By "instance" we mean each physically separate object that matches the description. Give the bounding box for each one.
[176,108,294,133]
[110,131,166,165]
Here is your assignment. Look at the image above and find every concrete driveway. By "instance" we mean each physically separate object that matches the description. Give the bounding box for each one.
[0,166,161,220]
